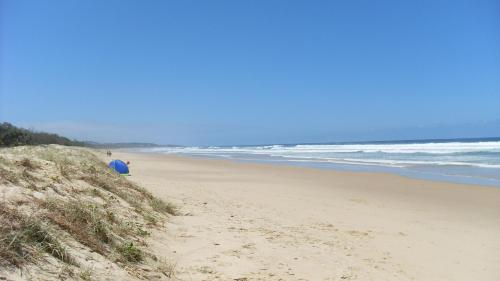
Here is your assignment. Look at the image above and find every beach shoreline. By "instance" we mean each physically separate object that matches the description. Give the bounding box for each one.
[136,151,500,188]
[133,139,500,188]
[110,150,500,280]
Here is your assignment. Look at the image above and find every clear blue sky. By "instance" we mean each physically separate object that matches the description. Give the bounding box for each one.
[1,0,499,145]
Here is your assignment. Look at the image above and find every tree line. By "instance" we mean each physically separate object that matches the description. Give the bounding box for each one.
[0,122,85,147]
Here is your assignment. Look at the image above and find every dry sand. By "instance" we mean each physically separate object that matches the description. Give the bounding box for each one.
[112,151,500,281]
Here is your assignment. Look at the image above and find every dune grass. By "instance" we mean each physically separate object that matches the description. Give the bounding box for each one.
[150,197,178,215]
[0,145,178,277]
[116,241,143,262]
[0,207,73,267]
[39,198,111,255]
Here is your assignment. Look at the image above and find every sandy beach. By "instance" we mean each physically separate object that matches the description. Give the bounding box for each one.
[4,1,499,280]
[110,151,500,281]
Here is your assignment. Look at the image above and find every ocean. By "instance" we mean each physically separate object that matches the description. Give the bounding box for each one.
[139,137,500,187]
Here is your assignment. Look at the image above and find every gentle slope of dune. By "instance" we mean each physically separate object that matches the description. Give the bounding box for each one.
[0,145,177,280]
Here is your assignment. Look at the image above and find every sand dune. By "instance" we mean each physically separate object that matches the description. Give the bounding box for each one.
[112,151,500,281]
[0,146,176,281]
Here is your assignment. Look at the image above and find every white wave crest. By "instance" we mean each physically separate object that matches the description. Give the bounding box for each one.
[146,141,500,154]
[139,141,500,169]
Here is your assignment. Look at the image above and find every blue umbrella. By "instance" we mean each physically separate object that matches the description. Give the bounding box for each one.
[108,159,129,174]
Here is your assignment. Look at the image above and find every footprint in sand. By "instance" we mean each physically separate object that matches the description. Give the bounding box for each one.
[347,230,372,238]
[198,265,216,274]
[242,243,256,250]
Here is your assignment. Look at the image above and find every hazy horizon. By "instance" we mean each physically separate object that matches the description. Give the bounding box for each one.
[5,120,500,147]
[1,1,499,146]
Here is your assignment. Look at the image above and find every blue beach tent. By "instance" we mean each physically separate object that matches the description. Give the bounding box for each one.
[108,160,129,174]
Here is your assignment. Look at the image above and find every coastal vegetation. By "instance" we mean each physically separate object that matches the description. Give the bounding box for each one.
[0,122,169,149]
[0,145,177,280]
[0,122,84,147]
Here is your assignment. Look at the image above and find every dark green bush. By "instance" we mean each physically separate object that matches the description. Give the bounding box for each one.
[0,122,84,147]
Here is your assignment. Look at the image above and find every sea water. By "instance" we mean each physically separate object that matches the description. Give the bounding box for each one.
[139,138,500,187]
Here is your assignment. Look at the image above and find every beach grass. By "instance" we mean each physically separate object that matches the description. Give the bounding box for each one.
[0,145,177,279]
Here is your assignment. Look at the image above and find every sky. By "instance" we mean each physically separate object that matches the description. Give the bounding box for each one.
[1,0,499,146]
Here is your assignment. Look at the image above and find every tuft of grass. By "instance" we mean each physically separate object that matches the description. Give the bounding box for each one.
[150,198,177,216]
[80,174,140,207]
[0,207,73,267]
[114,221,135,237]
[0,229,28,267]
[40,199,111,255]
[58,264,76,279]
[22,219,71,262]
[105,209,117,223]
[39,196,158,260]
[57,159,74,179]
[116,241,143,262]
[85,164,99,177]
[89,188,103,197]
[143,213,158,226]
[21,168,37,183]
[135,226,150,237]
[18,158,39,170]
[79,268,92,281]
[0,165,19,184]
[157,258,177,278]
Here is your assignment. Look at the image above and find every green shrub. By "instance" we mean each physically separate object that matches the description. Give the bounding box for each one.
[0,122,84,147]
[116,241,143,262]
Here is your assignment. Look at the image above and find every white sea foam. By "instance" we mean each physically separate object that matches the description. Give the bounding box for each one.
[140,141,500,169]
